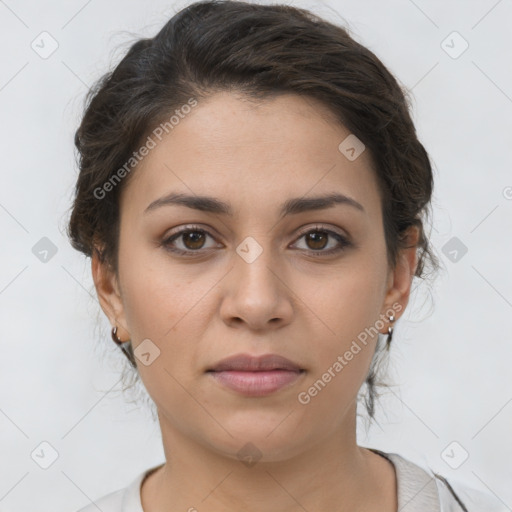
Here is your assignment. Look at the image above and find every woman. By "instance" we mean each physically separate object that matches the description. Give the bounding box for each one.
[67,1,505,510]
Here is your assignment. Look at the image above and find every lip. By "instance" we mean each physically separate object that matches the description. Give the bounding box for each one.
[208,353,303,372]
[207,353,305,396]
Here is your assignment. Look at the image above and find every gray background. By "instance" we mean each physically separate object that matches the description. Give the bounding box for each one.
[0,0,511,511]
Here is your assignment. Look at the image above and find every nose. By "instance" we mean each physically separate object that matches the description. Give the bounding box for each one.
[219,245,294,331]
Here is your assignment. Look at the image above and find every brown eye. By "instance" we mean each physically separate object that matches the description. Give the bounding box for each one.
[304,231,329,250]
[181,231,206,250]
[162,226,220,256]
[292,226,351,257]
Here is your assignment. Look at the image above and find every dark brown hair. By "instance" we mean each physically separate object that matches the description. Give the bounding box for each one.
[67,0,438,421]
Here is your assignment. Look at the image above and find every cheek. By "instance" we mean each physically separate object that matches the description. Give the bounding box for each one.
[299,254,388,387]
[117,244,218,362]
[308,260,386,338]
[116,231,184,336]
[120,267,197,344]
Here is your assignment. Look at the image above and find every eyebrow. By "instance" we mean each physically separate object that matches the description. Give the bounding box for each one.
[144,192,365,217]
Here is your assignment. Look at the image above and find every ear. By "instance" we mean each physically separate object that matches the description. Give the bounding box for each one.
[91,246,130,341]
[380,225,420,329]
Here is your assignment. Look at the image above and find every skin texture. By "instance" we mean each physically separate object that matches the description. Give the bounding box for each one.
[92,92,418,511]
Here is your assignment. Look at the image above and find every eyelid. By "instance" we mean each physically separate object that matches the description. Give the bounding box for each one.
[161,224,221,253]
[290,224,351,254]
[293,223,348,240]
[161,223,351,256]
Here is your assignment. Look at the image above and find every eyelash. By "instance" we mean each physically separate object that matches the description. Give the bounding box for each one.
[161,224,352,258]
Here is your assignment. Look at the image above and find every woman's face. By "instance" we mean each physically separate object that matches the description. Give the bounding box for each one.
[94,91,415,461]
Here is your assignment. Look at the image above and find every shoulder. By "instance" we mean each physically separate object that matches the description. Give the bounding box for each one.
[73,487,124,512]
[72,463,163,512]
[368,448,507,511]
[433,473,509,512]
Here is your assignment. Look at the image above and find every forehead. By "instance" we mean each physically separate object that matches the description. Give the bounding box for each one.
[120,92,381,220]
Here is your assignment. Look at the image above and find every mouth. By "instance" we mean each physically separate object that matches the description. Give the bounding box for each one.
[206,353,305,396]
[207,353,303,372]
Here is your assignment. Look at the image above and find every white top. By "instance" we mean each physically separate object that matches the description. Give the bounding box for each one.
[74,449,507,511]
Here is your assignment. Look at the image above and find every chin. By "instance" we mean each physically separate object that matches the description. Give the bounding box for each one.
[202,416,313,464]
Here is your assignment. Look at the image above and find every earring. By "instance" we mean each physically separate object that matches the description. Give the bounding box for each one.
[111,326,137,368]
[386,314,395,350]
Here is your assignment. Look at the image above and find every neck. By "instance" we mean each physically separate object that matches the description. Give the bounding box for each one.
[141,404,397,512]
